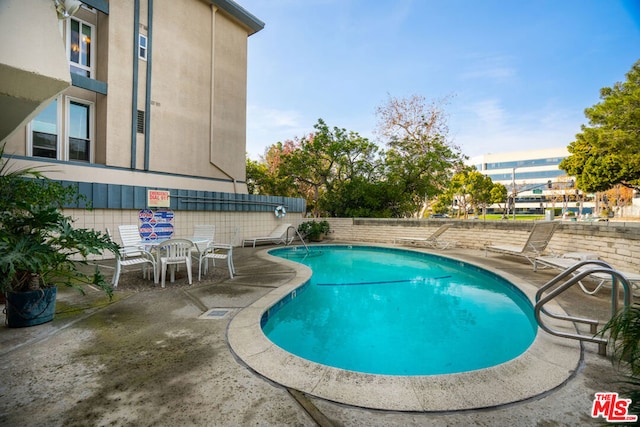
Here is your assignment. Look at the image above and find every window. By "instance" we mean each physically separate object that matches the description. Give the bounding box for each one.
[484,157,566,171]
[28,97,93,163]
[68,18,94,78]
[139,34,147,61]
[31,99,59,159]
[68,100,92,162]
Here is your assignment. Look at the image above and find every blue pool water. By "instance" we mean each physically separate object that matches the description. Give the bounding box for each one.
[262,245,537,376]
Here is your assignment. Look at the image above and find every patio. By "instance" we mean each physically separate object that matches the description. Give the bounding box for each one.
[0,243,624,426]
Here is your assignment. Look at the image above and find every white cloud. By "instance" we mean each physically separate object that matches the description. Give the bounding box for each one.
[458,54,517,82]
[246,105,309,159]
[449,52,589,156]
[453,101,582,158]
[466,99,506,128]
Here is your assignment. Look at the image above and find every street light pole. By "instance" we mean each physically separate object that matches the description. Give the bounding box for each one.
[512,167,517,221]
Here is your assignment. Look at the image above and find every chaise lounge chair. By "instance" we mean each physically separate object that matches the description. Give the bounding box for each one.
[533,253,640,295]
[485,221,558,264]
[393,224,457,249]
[242,223,292,248]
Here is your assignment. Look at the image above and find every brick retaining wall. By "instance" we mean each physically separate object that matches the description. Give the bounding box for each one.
[322,218,640,272]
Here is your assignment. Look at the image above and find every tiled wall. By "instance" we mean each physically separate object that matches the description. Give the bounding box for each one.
[66,210,640,274]
[66,208,308,258]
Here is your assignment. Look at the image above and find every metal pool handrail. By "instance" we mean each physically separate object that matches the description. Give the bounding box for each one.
[534,259,632,355]
[286,225,309,253]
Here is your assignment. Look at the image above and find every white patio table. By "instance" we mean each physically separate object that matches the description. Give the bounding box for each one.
[137,238,210,283]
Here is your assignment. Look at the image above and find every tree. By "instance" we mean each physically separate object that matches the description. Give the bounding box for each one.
[247,94,465,219]
[449,171,471,218]
[466,171,499,219]
[560,60,640,192]
[245,157,267,195]
[490,183,508,218]
[281,119,380,217]
[429,192,454,216]
[448,169,501,219]
[320,177,394,218]
[375,94,465,217]
[246,142,298,197]
[600,184,634,217]
[449,169,494,219]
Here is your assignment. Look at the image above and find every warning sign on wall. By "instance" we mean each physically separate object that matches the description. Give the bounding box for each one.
[147,190,170,207]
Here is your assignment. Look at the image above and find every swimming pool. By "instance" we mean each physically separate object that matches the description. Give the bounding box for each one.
[263,245,537,375]
[227,244,581,411]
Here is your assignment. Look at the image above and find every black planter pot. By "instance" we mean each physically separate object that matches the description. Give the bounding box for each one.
[5,287,57,328]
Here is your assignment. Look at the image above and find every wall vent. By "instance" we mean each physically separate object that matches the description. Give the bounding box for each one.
[137,110,145,134]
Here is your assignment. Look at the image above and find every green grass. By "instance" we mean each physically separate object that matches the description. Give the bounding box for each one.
[469,214,546,221]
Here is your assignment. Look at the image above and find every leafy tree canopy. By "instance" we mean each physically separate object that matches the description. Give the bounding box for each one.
[247,94,465,218]
[376,94,465,216]
[447,168,504,219]
[281,119,380,217]
[246,142,298,197]
[560,60,640,192]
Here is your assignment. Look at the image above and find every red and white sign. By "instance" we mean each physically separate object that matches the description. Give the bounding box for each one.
[147,190,170,207]
[592,392,637,423]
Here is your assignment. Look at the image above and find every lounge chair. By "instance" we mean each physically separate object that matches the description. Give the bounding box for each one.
[485,221,558,264]
[533,253,640,295]
[242,223,292,248]
[393,224,457,249]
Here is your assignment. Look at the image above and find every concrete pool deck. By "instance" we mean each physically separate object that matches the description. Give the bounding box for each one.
[0,243,627,426]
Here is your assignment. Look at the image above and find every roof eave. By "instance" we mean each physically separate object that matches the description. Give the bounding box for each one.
[210,0,265,36]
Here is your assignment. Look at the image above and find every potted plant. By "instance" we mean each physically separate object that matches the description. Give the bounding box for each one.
[0,142,119,327]
[599,303,640,416]
[297,220,330,242]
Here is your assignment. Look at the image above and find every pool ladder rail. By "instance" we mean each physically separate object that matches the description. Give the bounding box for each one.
[285,225,309,254]
[534,259,632,355]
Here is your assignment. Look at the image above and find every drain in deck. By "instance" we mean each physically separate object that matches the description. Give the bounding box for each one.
[199,308,234,320]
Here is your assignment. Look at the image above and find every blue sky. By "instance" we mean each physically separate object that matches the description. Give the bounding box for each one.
[239,0,640,160]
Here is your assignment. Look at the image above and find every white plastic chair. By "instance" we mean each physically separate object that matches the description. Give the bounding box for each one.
[159,238,193,287]
[199,227,239,280]
[191,224,215,271]
[112,225,157,287]
[118,225,143,249]
[192,224,215,242]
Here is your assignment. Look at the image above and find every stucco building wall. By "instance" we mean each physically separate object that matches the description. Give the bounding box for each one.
[2,0,263,196]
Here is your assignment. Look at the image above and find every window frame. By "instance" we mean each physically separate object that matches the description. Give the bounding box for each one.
[27,96,95,163]
[66,17,96,78]
[139,34,148,61]
[28,97,62,159]
[65,96,94,163]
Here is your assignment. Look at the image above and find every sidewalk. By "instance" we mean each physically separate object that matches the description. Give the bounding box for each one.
[0,245,626,426]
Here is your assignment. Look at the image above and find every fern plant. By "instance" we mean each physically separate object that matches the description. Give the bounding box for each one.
[0,142,119,298]
[599,303,640,415]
